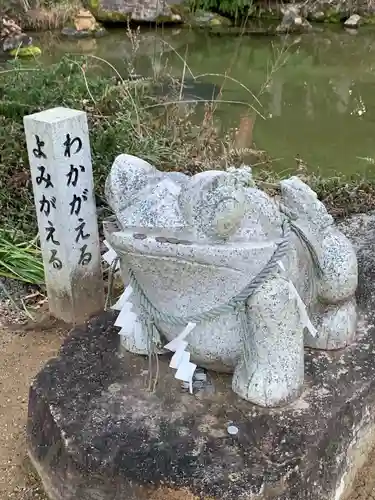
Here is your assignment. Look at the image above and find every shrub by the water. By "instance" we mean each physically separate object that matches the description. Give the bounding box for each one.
[190,0,254,18]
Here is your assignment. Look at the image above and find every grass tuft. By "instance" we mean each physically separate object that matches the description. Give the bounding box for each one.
[23,0,80,30]
[0,230,44,284]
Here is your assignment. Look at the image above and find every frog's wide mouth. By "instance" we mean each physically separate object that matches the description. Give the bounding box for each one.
[102,216,279,250]
[102,217,282,299]
[103,216,197,244]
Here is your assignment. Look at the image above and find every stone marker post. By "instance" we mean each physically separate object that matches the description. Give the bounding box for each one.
[24,107,105,324]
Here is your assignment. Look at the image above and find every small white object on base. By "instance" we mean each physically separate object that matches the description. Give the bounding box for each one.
[227,425,239,436]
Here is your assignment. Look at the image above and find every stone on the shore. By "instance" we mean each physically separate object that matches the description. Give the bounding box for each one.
[1,15,41,57]
[345,13,362,28]
[308,9,326,21]
[9,45,41,57]
[87,0,185,24]
[61,26,107,38]
[1,16,31,51]
[187,10,232,28]
[306,1,343,23]
[276,5,312,33]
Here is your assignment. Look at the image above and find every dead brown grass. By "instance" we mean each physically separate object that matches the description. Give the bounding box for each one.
[22,0,81,30]
[0,313,67,500]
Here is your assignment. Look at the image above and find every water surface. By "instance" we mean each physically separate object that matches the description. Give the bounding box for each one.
[34,26,375,177]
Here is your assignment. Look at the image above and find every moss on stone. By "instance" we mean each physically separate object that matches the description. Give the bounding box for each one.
[170,2,190,18]
[155,14,181,23]
[362,14,375,24]
[253,6,280,20]
[95,8,130,22]
[186,9,232,27]
[87,0,99,12]
[325,15,340,22]
[86,0,128,22]
[209,15,227,25]
[86,0,187,23]
[9,46,42,57]
[320,7,344,23]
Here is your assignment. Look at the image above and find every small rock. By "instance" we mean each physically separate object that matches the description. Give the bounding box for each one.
[1,16,34,53]
[189,10,232,28]
[9,46,41,57]
[86,0,184,23]
[344,14,361,28]
[192,380,205,390]
[194,370,207,382]
[309,10,325,21]
[182,368,210,392]
[276,5,312,33]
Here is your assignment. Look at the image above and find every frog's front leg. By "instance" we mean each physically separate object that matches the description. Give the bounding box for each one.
[232,275,305,407]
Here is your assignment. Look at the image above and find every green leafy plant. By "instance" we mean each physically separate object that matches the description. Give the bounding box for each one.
[0,230,44,284]
[190,0,254,18]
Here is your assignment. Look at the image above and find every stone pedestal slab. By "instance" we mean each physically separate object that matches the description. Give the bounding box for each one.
[26,212,375,500]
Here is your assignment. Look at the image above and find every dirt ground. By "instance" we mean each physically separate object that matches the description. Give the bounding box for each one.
[349,447,375,500]
[0,311,375,500]
[0,309,68,500]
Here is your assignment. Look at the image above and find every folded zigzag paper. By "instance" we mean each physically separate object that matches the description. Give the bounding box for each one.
[102,239,120,271]
[165,322,197,394]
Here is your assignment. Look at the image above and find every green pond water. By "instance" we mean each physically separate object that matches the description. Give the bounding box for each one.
[34,26,375,177]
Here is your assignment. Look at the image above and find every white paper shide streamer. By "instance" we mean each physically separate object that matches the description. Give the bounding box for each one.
[278,260,317,337]
[103,239,198,385]
[164,322,197,394]
[102,240,120,271]
[113,288,198,390]
[103,239,144,349]
[112,285,151,353]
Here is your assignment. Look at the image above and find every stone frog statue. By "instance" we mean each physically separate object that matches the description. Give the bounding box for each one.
[104,154,358,408]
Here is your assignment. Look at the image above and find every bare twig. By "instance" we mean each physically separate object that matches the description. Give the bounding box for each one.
[195,73,263,109]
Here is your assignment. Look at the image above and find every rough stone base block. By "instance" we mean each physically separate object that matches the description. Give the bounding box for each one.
[27,315,375,499]
[27,213,375,500]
